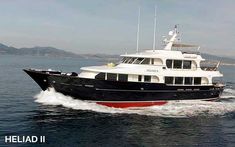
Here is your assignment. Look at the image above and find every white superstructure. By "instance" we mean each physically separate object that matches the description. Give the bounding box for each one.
[79,26,223,86]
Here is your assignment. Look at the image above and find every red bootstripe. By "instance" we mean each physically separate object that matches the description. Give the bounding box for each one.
[96,101,167,108]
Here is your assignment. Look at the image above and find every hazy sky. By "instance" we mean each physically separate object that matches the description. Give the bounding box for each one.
[0,0,234,57]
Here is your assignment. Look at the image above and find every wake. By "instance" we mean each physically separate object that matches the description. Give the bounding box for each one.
[34,88,235,118]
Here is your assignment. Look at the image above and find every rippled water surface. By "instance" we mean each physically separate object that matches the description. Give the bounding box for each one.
[0,55,235,146]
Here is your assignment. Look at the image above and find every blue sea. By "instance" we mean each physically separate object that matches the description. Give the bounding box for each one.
[0,55,235,146]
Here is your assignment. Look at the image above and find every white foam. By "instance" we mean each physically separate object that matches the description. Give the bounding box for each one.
[221,88,235,97]
[34,88,235,118]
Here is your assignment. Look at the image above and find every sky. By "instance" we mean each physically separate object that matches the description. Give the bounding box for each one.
[0,0,234,57]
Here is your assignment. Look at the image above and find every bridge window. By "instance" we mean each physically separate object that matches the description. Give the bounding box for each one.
[194,77,201,85]
[133,58,144,64]
[118,74,128,82]
[183,60,192,69]
[123,57,131,63]
[167,59,192,69]
[175,77,183,84]
[107,73,117,81]
[141,58,150,64]
[95,72,105,80]
[166,60,173,68]
[127,58,137,64]
[144,76,151,82]
[173,60,182,69]
[185,77,193,85]
[165,77,174,84]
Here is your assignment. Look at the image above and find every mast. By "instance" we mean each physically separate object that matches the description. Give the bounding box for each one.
[152,5,157,51]
[164,25,178,50]
[136,7,140,53]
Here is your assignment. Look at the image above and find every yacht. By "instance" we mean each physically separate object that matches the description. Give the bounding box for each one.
[24,26,224,108]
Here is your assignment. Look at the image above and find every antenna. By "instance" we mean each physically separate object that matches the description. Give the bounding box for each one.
[136,7,140,53]
[152,5,157,52]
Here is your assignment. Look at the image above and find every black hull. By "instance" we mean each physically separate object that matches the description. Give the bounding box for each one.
[24,69,224,107]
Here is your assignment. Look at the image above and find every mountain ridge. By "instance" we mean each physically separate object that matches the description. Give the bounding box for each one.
[0,43,234,64]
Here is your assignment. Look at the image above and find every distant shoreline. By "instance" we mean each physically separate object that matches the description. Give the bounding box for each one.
[0,42,234,65]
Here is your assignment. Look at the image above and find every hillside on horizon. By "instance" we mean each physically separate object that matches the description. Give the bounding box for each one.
[0,43,234,64]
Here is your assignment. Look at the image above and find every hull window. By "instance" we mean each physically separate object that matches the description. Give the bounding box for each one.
[144,76,151,82]
[165,77,174,84]
[175,77,183,84]
[118,74,128,82]
[194,77,201,85]
[185,77,193,85]
[95,72,105,80]
[138,75,142,82]
[107,73,117,81]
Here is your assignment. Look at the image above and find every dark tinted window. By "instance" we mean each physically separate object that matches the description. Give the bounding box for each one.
[123,57,131,63]
[173,60,182,69]
[165,77,174,84]
[185,77,193,85]
[133,58,144,64]
[127,58,136,64]
[107,73,117,81]
[118,74,128,82]
[183,60,192,69]
[121,57,127,63]
[194,77,201,85]
[138,75,142,82]
[144,76,151,82]
[175,77,183,84]
[95,73,105,80]
[166,60,173,68]
[141,58,150,64]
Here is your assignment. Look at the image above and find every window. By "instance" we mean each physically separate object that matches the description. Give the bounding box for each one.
[165,77,174,84]
[173,60,182,69]
[123,57,131,63]
[194,77,201,85]
[133,58,144,64]
[107,73,117,81]
[121,57,127,63]
[144,76,151,82]
[151,59,154,65]
[138,75,142,82]
[175,77,183,84]
[185,77,193,85]
[141,58,150,64]
[127,58,137,64]
[95,73,105,80]
[118,74,128,82]
[183,60,192,69]
[166,60,173,68]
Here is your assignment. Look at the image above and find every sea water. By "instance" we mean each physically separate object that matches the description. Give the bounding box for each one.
[0,55,235,146]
